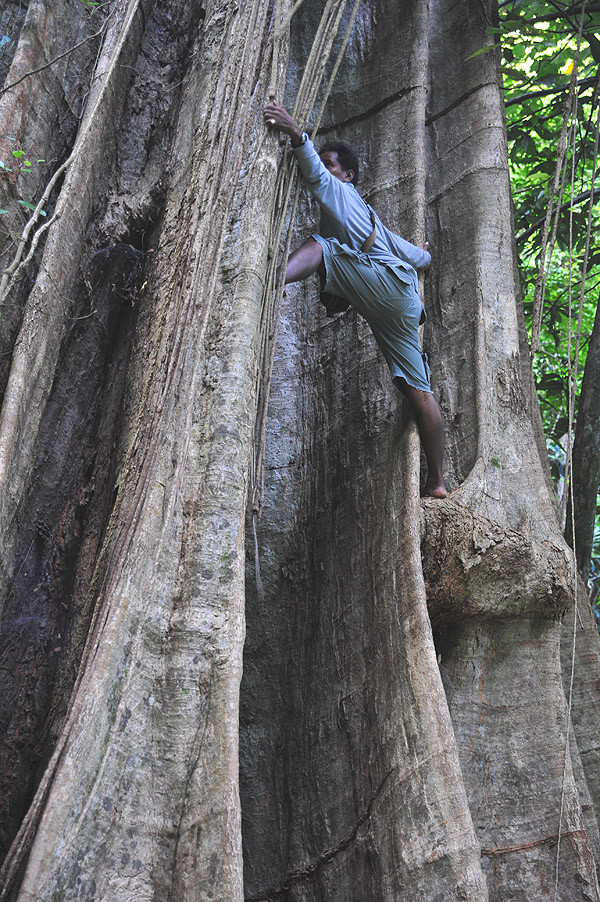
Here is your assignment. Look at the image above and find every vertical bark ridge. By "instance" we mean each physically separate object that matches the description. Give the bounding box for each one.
[0,0,199,868]
[0,0,148,624]
[561,591,600,850]
[567,293,600,579]
[241,0,487,898]
[424,0,600,897]
[2,1,291,899]
[0,0,103,394]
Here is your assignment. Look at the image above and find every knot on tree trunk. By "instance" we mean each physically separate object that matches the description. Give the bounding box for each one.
[420,497,572,625]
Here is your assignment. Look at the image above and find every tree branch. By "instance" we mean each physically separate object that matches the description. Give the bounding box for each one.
[505,76,598,108]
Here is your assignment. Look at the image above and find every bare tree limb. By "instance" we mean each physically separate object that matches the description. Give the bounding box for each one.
[505,76,599,108]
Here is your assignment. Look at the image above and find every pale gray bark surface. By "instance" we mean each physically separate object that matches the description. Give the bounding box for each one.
[0,0,599,900]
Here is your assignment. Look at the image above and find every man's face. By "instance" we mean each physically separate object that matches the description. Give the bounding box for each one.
[320,151,354,183]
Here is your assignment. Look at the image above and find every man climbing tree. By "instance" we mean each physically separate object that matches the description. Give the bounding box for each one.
[264,100,447,497]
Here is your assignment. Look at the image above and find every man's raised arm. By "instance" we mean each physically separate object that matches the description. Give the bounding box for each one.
[263,102,354,223]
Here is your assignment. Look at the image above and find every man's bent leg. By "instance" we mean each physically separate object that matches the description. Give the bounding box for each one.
[284,237,323,284]
[402,383,447,498]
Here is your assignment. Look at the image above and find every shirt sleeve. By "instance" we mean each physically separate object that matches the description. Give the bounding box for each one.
[292,136,353,224]
[294,136,432,270]
[382,225,431,270]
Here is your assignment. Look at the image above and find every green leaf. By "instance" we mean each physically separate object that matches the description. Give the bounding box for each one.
[466,45,496,60]
[17,199,46,215]
[551,416,570,441]
[502,67,525,79]
[537,373,565,395]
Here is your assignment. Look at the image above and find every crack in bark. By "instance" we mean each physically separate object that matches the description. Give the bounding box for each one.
[316,85,419,135]
[480,827,587,855]
[425,81,499,126]
[244,768,397,901]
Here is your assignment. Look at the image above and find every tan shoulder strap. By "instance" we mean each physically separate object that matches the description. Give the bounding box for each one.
[360,208,377,253]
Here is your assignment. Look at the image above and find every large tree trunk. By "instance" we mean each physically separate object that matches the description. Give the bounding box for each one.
[1,0,599,900]
[568,294,600,581]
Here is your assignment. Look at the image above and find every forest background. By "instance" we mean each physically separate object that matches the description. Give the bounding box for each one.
[499,0,600,616]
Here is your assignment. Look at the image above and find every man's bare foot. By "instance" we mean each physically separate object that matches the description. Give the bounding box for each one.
[423,482,447,499]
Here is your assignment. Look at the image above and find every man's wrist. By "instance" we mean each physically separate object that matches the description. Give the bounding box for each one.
[289,129,305,148]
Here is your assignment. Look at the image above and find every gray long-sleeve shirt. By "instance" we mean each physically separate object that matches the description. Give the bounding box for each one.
[293,136,431,284]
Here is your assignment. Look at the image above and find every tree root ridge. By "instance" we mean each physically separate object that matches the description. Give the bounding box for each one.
[166,664,214,902]
[421,497,572,623]
[245,768,397,901]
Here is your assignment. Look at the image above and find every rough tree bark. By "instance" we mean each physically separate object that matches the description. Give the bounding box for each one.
[0,1,599,901]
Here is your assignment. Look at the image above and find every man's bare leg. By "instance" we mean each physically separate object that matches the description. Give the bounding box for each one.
[284,237,323,284]
[402,383,447,498]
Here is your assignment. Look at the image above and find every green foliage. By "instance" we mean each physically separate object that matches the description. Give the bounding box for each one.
[499,0,600,605]
[0,137,47,218]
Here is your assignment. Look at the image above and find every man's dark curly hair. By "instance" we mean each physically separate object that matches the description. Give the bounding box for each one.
[319,141,360,186]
